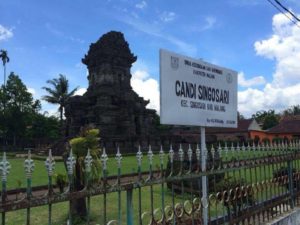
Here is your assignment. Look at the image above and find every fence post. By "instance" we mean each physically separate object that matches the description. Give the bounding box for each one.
[66,149,76,225]
[288,159,294,209]
[0,152,10,225]
[126,189,133,225]
[101,148,108,225]
[136,146,143,225]
[24,150,35,225]
[116,147,123,224]
[84,149,93,225]
[45,149,55,225]
[200,127,208,225]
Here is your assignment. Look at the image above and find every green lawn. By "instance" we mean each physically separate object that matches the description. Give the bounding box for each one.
[6,158,66,189]
[3,149,294,190]
[5,185,191,225]
[2,150,298,224]
[2,153,200,224]
[3,153,168,189]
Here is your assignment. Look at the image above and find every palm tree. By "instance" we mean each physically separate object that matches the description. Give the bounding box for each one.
[42,74,78,125]
[0,50,9,150]
[0,50,9,86]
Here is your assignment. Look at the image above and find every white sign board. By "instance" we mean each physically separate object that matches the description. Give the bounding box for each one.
[160,49,238,128]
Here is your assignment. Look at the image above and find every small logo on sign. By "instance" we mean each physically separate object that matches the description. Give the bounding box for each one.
[171,56,179,70]
[226,73,233,83]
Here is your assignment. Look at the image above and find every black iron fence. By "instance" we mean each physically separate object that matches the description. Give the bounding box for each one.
[0,141,299,224]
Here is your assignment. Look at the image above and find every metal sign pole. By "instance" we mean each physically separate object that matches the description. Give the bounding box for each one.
[200,126,208,225]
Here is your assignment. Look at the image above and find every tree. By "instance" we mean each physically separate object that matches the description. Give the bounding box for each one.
[0,50,9,86]
[283,105,300,116]
[26,114,60,147]
[153,113,171,131]
[68,128,101,220]
[0,72,40,146]
[42,74,78,126]
[237,111,245,120]
[252,109,279,130]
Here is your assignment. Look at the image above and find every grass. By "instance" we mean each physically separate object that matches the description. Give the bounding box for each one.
[4,153,168,189]
[2,150,298,224]
[6,158,66,189]
[2,154,172,224]
[4,182,187,224]
[106,153,168,175]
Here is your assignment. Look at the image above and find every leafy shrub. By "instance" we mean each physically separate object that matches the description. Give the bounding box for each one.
[262,138,271,145]
[69,128,102,185]
[215,177,255,218]
[165,148,224,193]
[273,167,300,191]
[55,173,67,193]
[272,137,283,144]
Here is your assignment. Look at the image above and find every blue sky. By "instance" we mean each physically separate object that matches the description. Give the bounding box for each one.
[1,0,300,117]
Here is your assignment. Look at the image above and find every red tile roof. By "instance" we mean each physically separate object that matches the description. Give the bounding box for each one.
[268,116,300,134]
[206,119,256,134]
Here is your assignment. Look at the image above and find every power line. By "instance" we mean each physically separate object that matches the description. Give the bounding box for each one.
[266,0,300,28]
[275,0,300,22]
[267,0,298,25]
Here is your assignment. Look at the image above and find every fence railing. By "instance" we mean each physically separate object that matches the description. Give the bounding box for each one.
[0,141,300,225]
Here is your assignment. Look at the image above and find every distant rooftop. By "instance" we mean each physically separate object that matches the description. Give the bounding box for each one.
[206,119,262,134]
[268,115,300,134]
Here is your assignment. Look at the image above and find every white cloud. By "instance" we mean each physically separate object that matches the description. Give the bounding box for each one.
[131,70,160,113]
[45,23,84,44]
[186,16,217,33]
[118,16,197,56]
[69,36,85,44]
[254,13,300,87]
[40,100,60,117]
[74,87,86,96]
[131,12,139,19]
[39,88,87,117]
[238,83,300,117]
[135,1,147,9]
[110,6,196,55]
[0,25,13,41]
[238,72,266,87]
[28,87,36,96]
[202,16,216,30]
[160,11,176,22]
[238,12,300,117]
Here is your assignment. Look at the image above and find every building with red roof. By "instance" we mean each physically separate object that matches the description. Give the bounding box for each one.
[266,115,300,141]
[205,119,267,143]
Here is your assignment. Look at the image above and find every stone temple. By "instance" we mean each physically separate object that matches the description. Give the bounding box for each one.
[65,31,158,153]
